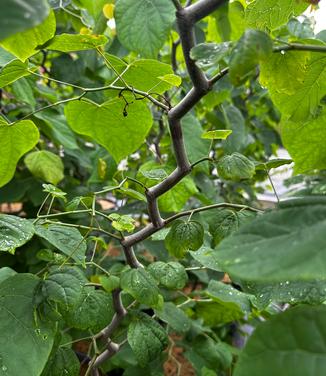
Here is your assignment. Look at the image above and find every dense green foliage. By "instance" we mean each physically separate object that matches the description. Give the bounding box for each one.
[0,0,326,375]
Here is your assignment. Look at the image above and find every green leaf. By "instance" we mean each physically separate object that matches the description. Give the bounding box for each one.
[207,280,251,313]
[282,109,326,173]
[0,118,39,187]
[141,168,168,181]
[154,302,191,333]
[201,130,232,140]
[0,59,29,88]
[0,0,50,41]
[115,0,175,58]
[111,58,177,94]
[190,42,231,68]
[165,220,204,259]
[64,97,152,162]
[42,184,67,199]
[127,312,168,366]
[64,287,114,332]
[190,246,221,271]
[120,268,160,308]
[108,213,135,233]
[217,153,255,181]
[0,10,56,62]
[221,104,246,153]
[255,158,293,171]
[243,279,326,309]
[147,261,188,290]
[99,275,120,293]
[215,198,326,282]
[159,177,198,212]
[41,266,86,310]
[25,150,64,185]
[0,267,16,284]
[0,274,54,376]
[46,33,108,52]
[234,305,326,376]
[245,0,308,31]
[229,29,272,86]
[265,52,326,121]
[35,224,87,265]
[12,77,36,108]
[0,214,35,254]
[41,347,80,376]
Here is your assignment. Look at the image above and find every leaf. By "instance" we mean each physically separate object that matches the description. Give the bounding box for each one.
[217,153,255,181]
[108,213,135,233]
[0,267,16,284]
[25,150,64,185]
[265,52,326,121]
[111,58,177,94]
[99,275,120,293]
[165,220,204,259]
[201,130,232,140]
[255,158,293,171]
[190,246,221,271]
[190,42,231,68]
[221,104,246,153]
[0,214,35,254]
[229,29,272,86]
[42,184,67,199]
[215,198,326,282]
[245,0,309,31]
[234,305,326,376]
[0,118,39,187]
[41,266,86,310]
[41,347,80,376]
[64,287,114,332]
[35,224,87,265]
[120,268,161,308]
[141,168,168,181]
[127,312,168,366]
[0,59,29,88]
[0,10,56,62]
[0,0,50,41]
[243,279,326,309]
[282,109,326,173]
[115,0,175,58]
[12,77,36,108]
[154,302,191,333]
[159,177,198,212]
[147,261,188,290]
[0,274,54,376]
[46,33,108,52]
[64,97,152,162]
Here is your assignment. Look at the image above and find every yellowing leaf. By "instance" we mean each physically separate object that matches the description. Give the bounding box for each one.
[201,130,232,140]
[103,3,115,19]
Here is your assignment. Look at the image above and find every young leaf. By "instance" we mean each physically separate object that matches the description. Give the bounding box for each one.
[215,198,326,282]
[0,274,54,376]
[108,213,136,233]
[25,150,64,185]
[201,130,232,140]
[46,33,108,52]
[120,268,161,308]
[0,214,35,254]
[229,29,272,86]
[165,220,204,259]
[0,0,50,41]
[35,224,87,265]
[127,312,168,366]
[0,59,29,88]
[217,153,255,181]
[115,0,175,58]
[64,97,152,162]
[147,261,188,290]
[0,118,39,188]
[64,287,114,332]
[0,10,56,62]
[234,305,326,376]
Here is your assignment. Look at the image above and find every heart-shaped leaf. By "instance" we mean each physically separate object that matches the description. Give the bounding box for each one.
[65,97,152,162]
